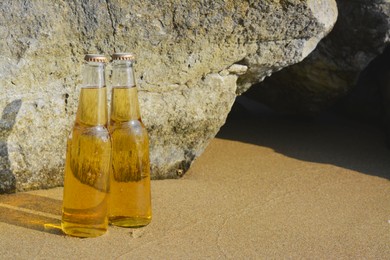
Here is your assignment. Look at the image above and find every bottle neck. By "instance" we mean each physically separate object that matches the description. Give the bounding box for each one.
[82,62,106,88]
[76,62,108,126]
[111,60,136,87]
[110,60,141,122]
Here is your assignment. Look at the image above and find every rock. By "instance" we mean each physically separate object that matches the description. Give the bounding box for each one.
[245,0,390,115]
[0,0,337,192]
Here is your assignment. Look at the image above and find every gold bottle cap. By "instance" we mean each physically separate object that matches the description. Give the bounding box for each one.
[84,54,107,63]
[111,53,136,61]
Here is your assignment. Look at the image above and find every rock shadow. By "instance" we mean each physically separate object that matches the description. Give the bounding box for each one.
[0,99,22,194]
[217,96,390,180]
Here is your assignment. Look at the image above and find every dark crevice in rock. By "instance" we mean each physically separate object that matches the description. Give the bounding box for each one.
[105,0,117,47]
[64,93,69,113]
[0,99,22,194]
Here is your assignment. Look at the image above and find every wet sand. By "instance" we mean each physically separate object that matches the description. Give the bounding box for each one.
[0,101,389,259]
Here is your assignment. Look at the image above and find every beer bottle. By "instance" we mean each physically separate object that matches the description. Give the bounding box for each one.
[62,54,111,237]
[108,53,152,227]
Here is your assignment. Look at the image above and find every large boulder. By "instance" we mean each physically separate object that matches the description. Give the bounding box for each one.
[245,0,390,115]
[0,0,337,193]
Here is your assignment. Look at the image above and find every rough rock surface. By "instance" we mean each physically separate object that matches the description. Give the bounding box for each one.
[0,0,337,192]
[246,0,390,115]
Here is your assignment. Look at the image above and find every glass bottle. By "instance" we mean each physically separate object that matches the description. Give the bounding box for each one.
[62,54,111,237]
[108,53,152,227]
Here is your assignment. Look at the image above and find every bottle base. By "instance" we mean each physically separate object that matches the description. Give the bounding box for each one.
[109,216,151,228]
[61,223,107,238]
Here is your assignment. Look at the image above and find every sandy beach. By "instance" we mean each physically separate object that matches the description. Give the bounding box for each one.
[0,102,389,259]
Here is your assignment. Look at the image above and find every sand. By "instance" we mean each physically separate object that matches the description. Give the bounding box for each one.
[0,104,389,259]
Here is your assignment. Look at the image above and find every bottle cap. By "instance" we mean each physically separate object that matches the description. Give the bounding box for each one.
[84,54,107,63]
[111,53,136,61]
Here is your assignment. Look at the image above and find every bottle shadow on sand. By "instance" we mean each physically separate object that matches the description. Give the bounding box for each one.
[0,192,63,235]
[217,96,390,180]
